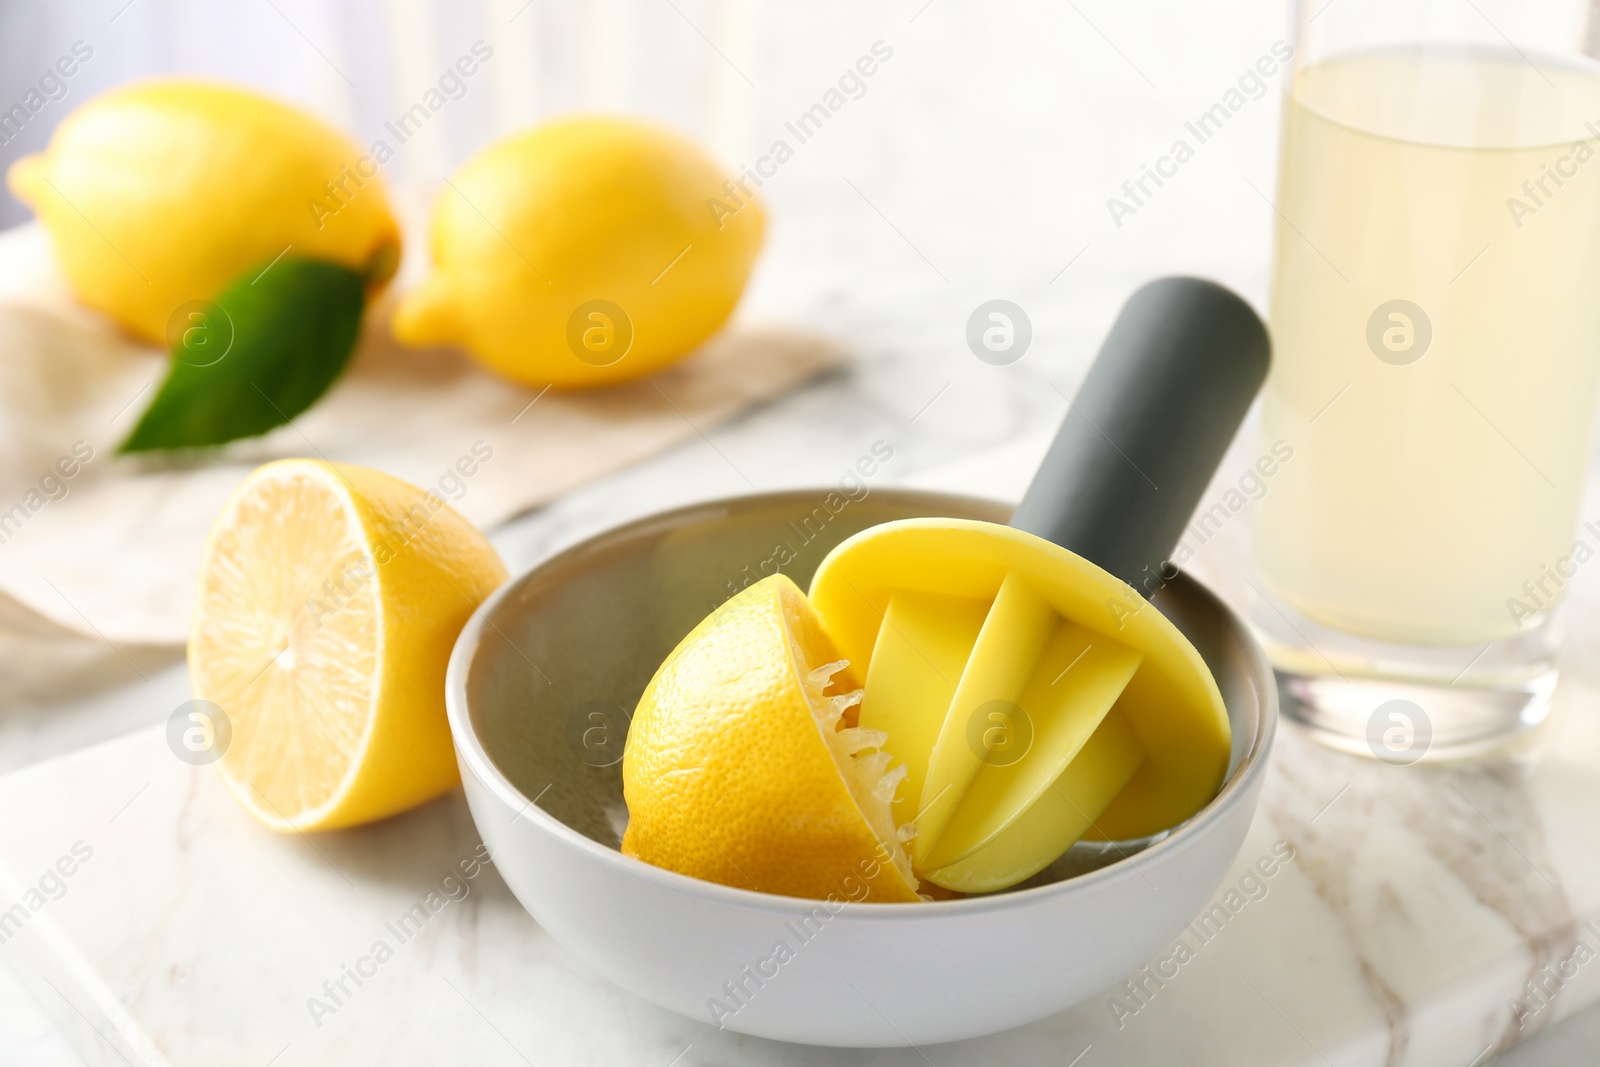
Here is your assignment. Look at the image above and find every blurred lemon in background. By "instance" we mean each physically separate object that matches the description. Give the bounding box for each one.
[8,78,401,344]
[393,115,765,389]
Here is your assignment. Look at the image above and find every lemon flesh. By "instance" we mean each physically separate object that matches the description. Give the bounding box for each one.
[189,459,505,832]
[8,78,400,343]
[394,115,764,389]
[810,519,1231,893]
[621,574,919,902]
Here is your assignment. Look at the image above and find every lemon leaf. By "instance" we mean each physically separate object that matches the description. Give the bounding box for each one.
[120,259,365,453]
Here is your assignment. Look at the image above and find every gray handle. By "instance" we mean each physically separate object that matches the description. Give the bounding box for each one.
[1009,276,1269,596]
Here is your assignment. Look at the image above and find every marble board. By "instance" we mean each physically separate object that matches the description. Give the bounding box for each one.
[2,629,1599,1066]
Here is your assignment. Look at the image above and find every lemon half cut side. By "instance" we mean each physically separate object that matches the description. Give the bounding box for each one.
[189,459,506,832]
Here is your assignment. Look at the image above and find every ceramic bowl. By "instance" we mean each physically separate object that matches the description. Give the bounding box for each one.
[445,488,1276,1047]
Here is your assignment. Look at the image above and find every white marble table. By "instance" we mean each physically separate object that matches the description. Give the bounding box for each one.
[5,255,1600,1063]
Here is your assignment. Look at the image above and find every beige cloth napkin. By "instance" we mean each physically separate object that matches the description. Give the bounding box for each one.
[0,224,843,649]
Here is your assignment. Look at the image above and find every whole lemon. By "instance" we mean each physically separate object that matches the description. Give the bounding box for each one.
[8,78,401,344]
[393,116,765,389]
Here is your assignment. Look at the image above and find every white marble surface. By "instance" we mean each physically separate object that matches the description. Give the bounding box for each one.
[7,318,1600,1063]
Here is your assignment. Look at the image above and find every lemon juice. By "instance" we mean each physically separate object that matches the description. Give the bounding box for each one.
[1257,45,1600,647]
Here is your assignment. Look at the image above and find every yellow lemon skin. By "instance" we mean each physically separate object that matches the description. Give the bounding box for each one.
[189,459,506,833]
[394,115,765,389]
[621,575,919,903]
[7,78,401,344]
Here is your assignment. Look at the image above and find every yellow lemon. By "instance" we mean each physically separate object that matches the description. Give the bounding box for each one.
[394,115,765,389]
[189,460,505,832]
[621,574,920,902]
[8,78,401,344]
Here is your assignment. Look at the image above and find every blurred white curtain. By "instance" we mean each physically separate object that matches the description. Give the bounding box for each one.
[0,0,1295,291]
[0,0,872,224]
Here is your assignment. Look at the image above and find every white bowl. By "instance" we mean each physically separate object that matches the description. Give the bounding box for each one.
[445,489,1276,1047]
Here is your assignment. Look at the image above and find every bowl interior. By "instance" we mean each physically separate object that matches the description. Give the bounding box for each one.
[462,488,1272,893]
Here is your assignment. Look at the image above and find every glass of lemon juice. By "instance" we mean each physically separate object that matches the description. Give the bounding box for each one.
[1253,0,1600,758]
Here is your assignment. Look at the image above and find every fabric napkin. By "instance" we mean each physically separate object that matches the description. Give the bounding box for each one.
[0,224,844,648]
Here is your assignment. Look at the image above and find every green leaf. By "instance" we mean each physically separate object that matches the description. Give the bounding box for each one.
[120,259,366,453]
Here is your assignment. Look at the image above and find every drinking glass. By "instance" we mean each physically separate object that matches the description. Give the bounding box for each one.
[1252,0,1600,759]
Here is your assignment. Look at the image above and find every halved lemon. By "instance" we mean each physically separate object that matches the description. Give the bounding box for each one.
[621,574,920,902]
[188,459,506,832]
